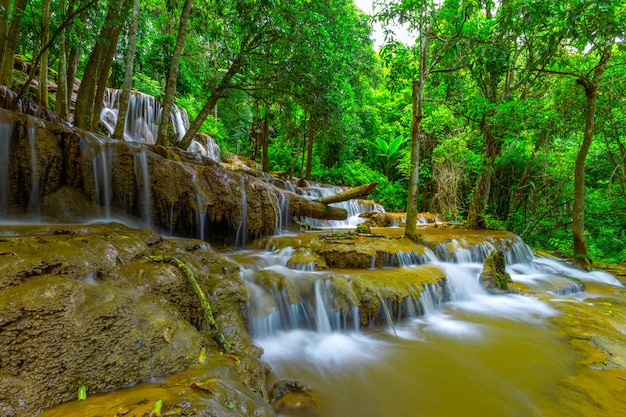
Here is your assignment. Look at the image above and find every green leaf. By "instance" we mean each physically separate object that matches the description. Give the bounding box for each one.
[152,399,163,416]
[226,402,235,409]
[77,385,87,401]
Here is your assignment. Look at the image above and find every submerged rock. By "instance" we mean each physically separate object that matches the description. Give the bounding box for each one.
[270,380,319,416]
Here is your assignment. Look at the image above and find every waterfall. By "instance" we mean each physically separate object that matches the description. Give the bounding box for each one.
[80,135,114,218]
[235,177,248,247]
[190,173,207,241]
[100,89,222,163]
[0,122,13,217]
[298,184,384,229]
[187,135,222,163]
[133,150,152,228]
[26,127,41,217]
[100,89,162,144]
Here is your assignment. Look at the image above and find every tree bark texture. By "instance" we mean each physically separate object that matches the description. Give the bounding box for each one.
[0,0,27,86]
[74,0,124,130]
[113,0,141,139]
[156,0,193,146]
[405,25,429,239]
[313,182,378,205]
[572,48,612,270]
[38,0,51,108]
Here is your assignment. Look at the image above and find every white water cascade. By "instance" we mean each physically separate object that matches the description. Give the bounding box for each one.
[0,122,13,217]
[80,135,114,219]
[26,127,41,217]
[236,230,624,417]
[100,88,222,162]
[297,182,384,229]
[133,149,152,228]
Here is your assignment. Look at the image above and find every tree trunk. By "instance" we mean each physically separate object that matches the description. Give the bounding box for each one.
[38,0,51,108]
[261,108,269,172]
[113,0,141,140]
[305,118,315,180]
[572,49,612,270]
[288,195,348,221]
[405,24,429,239]
[92,0,127,131]
[66,1,83,112]
[466,127,502,229]
[156,0,193,146]
[314,182,378,205]
[178,51,244,150]
[0,1,9,61]
[55,27,70,120]
[74,0,121,130]
[0,0,28,86]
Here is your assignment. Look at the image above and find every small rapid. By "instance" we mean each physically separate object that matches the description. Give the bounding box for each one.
[235,230,623,417]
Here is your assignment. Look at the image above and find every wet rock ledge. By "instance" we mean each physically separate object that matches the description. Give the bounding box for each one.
[0,223,272,417]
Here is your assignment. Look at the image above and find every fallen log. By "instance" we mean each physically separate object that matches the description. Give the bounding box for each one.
[288,194,348,220]
[313,182,378,205]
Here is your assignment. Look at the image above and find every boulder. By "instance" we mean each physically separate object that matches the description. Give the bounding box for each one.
[479,250,513,294]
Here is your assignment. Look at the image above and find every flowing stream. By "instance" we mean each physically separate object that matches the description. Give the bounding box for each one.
[233,234,624,417]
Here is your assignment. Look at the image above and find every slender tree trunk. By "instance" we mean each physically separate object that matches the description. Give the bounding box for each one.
[405,24,429,240]
[572,48,612,270]
[0,0,28,86]
[0,0,9,57]
[39,0,51,108]
[609,137,626,208]
[305,119,315,180]
[178,52,244,150]
[113,0,140,139]
[55,25,70,120]
[261,108,269,172]
[466,127,503,229]
[66,1,83,114]
[92,6,126,131]
[74,0,124,131]
[156,0,193,147]
[289,114,306,178]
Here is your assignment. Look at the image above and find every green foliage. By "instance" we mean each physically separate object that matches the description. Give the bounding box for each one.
[77,384,86,401]
[132,72,163,99]
[151,399,163,416]
[368,132,409,180]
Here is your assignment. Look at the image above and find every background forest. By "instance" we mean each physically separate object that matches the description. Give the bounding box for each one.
[1,0,625,266]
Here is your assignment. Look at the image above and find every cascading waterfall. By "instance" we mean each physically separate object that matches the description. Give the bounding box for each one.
[100,89,163,144]
[100,89,222,163]
[0,122,13,217]
[299,184,384,228]
[80,135,114,218]
[235,177,248,246]
[190,173,207,241]
[133,149,152,228]
[188,134,222,163]
[243,232,623,342]
[26,127,41,217]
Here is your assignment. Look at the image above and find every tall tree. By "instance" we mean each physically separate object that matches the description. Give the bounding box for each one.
[39,0,51,107]
[74,0,126,131]
[0,0,27,86]
[155,0,193,146]
[113,0,141,140]
[525,0,625,269]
